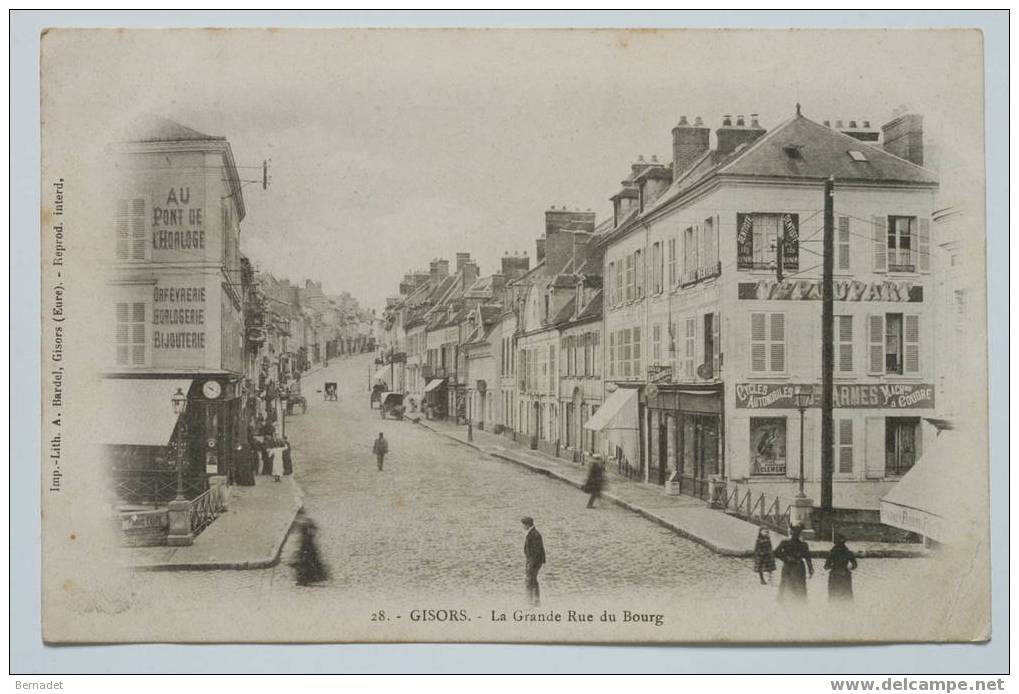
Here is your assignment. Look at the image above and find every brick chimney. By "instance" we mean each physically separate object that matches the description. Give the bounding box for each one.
[839,119,880,143]
[672,115,710,176]
[545,229,592,274]
[461,261,480,290]
[501,252,530,276]
[456,252,471,272]
[535,238,546,264]
[882,113,924,166]
[716,113,766,155]
[429,259,450,282]
[544,206,597,236]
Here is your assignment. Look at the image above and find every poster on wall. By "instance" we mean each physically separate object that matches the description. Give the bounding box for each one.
[749,417,787,475]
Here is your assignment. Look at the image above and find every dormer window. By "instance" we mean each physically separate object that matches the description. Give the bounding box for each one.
[783,144,803,159]
[848,150,868,162]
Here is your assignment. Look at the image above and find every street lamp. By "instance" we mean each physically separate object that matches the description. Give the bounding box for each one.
[167,386,194,546]
[792,385,814,499]
[171,387,188,500]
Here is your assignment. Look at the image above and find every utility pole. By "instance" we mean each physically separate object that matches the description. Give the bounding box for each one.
[820,176,835,539]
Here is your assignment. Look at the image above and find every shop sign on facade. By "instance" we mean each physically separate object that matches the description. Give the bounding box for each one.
[735,382,935,409]
[647,364,672,383]
[737,279,923,302]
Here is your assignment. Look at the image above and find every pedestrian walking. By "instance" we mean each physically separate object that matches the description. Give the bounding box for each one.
[582,458,605,509]
[282,436,294,476]
[824,534,858,602]
[521,516,546,606]
[372,432,388,471]
[753,527,776,585]
[290,515,329,586]
[269,438,286,482]
[773,525,813,602]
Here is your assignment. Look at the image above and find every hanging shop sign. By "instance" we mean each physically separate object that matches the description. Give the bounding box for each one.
[735,382,935,409]
[738,279,923,302]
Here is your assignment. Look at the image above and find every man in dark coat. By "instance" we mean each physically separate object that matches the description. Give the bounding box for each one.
[282,436,294,475]
[372,432,389,471]
[773,525,814,602]
[583,458,605,509]
[521,516,546,606]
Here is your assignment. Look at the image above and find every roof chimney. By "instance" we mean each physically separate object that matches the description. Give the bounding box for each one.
[736,114,746,127]
[717,113,766,155]
[535,238,546,264]
[672,115,710,176]
[456,252,471,272]
[882,113,924,166]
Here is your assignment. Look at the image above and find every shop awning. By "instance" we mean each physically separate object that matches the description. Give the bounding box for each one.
[97,379,193,446]
[424,378,446,393]
[583,387,639,466]
[880,430,969,543]
[584,387,638,432]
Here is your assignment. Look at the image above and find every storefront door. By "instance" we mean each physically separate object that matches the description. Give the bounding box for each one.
[680,414,720,498]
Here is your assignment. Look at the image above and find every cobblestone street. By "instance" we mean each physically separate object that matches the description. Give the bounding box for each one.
[120,354,935,631]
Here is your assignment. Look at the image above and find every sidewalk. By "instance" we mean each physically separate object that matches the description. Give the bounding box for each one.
[413,416,926,559]
[124,475,304,571]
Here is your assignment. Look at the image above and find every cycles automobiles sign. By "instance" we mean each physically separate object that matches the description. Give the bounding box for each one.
[735,383,934,409]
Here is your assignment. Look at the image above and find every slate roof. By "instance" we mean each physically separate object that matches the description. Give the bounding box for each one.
[125,116,224,143]
[644,113,937,219]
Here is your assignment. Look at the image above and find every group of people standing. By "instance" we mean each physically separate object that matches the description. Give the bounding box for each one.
[754,526,859,603]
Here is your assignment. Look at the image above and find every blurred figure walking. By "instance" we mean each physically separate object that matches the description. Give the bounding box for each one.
[824,534,858,602]
[373,432,389,471]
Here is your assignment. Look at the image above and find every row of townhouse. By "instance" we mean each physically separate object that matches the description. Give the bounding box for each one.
[380,107,954,538]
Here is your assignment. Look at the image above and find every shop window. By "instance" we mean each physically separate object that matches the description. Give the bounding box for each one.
[885,417,919,475]
[115,301,147,367]
[750,417,787,476]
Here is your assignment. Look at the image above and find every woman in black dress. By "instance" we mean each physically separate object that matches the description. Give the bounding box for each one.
[583,458,605,509]
[773,525,813,602]
[824,534,858,602]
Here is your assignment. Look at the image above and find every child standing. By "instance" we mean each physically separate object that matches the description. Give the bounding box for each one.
[754,527,776,585]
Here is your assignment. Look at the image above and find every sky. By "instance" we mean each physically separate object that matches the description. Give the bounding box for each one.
[44,28,984,314]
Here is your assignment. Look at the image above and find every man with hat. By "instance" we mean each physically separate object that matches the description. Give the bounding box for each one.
[521,516,546,606]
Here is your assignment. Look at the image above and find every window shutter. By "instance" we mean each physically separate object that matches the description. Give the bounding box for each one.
[904,314,920,373]
[838,216,850,270]
[713,214,721,267]
[838,315,853,373]
[872,215,887,272]
[865,417,886,479]
[918,218,931,272]
[750,313,766,373]
[838,419,854,474]
[769,312,785,372]
[712,311,721,375]
[868,314,884,374]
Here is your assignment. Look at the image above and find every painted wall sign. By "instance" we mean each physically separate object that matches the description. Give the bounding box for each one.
[735,382,935,409]
[647,364,672,383]
[736,213,799,270]
[738,279,923,302]
[152,284,206,351]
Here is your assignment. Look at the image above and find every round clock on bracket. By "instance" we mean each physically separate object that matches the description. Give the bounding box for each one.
[202,380,222,399]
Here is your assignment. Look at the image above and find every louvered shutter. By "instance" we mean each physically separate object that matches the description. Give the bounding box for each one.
[713,214,721,268]
[838,419,854,474]
[904,314,920,374]
[868,314,884,374]
[712,311,721,375]
[918,218,931,272]
[115,302,129,364]
[750,313,766,373]
[872,215,887,272]
[769,313,785,372]
[865,417,886,479]
[838,216,851,270]
[838,315,853,373]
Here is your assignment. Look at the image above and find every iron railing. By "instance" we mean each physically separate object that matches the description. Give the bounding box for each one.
[714,481,792,534]
[112,469,207,506]
[189,487,222,536]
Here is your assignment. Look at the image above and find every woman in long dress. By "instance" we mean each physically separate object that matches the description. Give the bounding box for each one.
[824,534,858,602]
[269,439,286,482]
[773,525,813,602]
